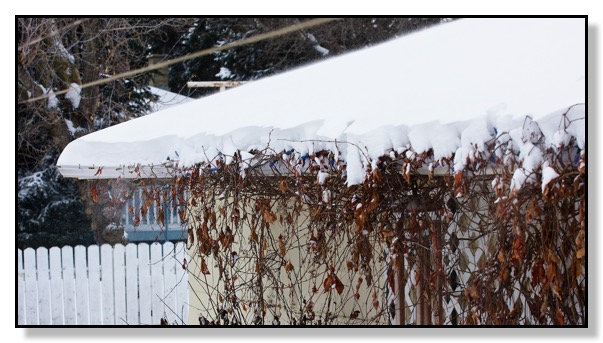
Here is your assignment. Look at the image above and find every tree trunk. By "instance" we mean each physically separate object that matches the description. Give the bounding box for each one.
[76,19,101,129]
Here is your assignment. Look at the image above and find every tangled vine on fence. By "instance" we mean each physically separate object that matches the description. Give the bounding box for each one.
[91,120,585,325]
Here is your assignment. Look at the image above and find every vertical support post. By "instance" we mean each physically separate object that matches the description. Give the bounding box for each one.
[395,254,406,325]
[433,221,444,325]
[416,225,432,325]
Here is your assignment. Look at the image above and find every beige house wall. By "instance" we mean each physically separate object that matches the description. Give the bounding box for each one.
[185,198,390,325]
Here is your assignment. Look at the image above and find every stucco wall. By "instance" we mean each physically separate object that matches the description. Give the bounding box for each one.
[185,198,390,325]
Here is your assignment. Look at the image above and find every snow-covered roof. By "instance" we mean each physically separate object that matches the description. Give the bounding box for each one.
[57,18,585,184]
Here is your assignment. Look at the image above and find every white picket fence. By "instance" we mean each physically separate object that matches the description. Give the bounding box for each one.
[17,242,189,325]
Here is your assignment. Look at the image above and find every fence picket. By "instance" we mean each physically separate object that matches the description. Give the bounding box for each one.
[23,248,38,324]
[17,249,25,325]
[87,245,102,324]
[113,244,127,324]
[61,246,76,324]
[175,242,188,325]
[162,241,177,324]
[74,246,89,324]
[150,242,164,325]
[36,247,51,324]
[49,247,63,324]
[101,244,115,324]
[138,243,152,325]
[18,242,189,325]
[125,244,139,325]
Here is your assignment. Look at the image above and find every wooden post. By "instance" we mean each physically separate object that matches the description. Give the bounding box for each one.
[395,253,406,325]
[416,227,432,325]
[433,222,444,325]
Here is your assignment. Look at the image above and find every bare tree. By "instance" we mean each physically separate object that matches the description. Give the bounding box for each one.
[17,18,196,246]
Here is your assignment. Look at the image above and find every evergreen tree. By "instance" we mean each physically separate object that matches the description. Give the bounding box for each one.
[157,18,449,95]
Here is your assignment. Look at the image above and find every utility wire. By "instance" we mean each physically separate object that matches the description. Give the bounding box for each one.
[20,18,340,105]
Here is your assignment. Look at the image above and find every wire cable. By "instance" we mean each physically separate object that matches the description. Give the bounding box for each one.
[20,18,340,105]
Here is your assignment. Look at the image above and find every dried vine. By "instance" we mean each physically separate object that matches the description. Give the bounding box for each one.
[92,121,586,325]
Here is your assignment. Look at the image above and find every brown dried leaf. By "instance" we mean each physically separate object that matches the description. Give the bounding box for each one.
[575,229,585,247]
[140,203,148,218]
[91,185,99,204]
[387,272,396,295]
[278,235,287,257]
[284,260,294,273]
[200,258,210,275]
[373,169,382,182]
[576,247,585,259]
[323,274,334,293]
[219,230,226,248]
[144,196,153,209]
[526,199,539,221]
[372,290,379,311]
[556,308,564,325]
[366,192,379,212]
[305,300,314,312]
[551,282,562,301]
[356,277,363,292]
[334,274,344,295]
[498,250,506,263]
[499,265,510,282]
[453,171,465,196]
[262,207,277,224]
[279,179,288,194]
[157,206,164,228]
[402,164,411,184]
[380,229,394,238]
[250,227,258,242]
[261,239,267,259]
[469,283,479,299]
[346,259,354,271]
[178,207,187,223]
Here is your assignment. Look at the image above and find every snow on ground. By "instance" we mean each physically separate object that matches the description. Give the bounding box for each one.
[57,18,585,187]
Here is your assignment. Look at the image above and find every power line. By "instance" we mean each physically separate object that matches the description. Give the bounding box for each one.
[20,18,340,105]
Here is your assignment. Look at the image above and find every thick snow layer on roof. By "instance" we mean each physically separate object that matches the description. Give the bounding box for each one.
[57,18,585,184]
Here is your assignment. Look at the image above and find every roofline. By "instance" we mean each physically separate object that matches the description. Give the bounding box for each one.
[58,160,501,180]
[57,163,177,180]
